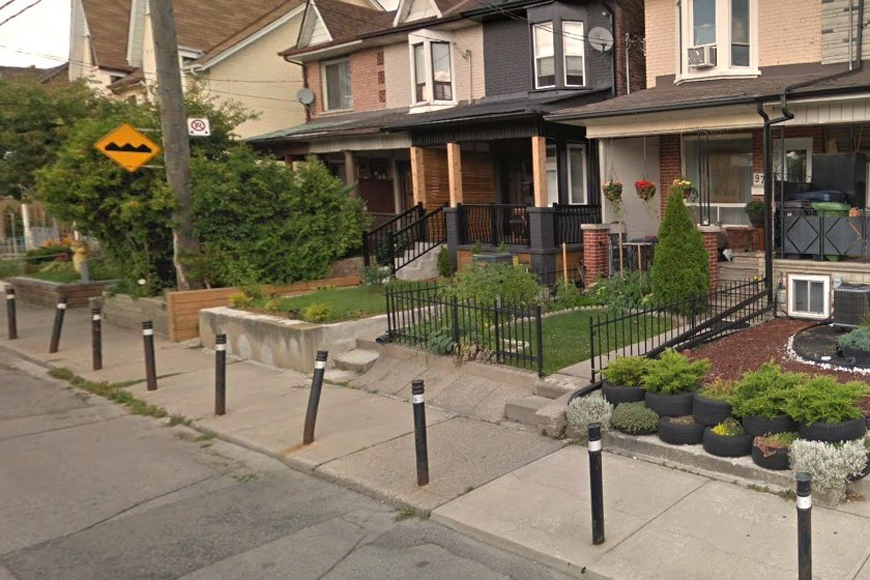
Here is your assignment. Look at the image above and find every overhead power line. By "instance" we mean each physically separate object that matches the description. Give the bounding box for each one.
[0,0,45,29]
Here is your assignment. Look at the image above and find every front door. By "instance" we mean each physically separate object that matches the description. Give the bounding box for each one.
[397,160,413,211]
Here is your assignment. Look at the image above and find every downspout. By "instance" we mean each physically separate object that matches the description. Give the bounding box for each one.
[601,1,617,97]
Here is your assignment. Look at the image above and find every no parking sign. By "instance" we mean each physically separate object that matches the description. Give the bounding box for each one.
[187,118,211,137]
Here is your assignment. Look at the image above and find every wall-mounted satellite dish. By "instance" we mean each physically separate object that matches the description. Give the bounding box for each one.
[296,87,315,105]
[588,27,614,53]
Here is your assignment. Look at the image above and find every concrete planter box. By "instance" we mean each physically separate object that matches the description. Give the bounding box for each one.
[89,293,169,338]
[8,276,116,308]
[199,307,387,373]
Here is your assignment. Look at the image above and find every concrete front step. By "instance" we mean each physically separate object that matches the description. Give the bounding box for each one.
[504,396,552,426]
[332,348,380,374]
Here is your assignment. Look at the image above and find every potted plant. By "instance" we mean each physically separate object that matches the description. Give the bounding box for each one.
[837,327,870,366]
[643,349,710,417]
[744,199,765,227]
[667,178,697,203]
[635,179,656,202]
[603,180,624,215]
[703,417,753,457]
[751,432,798,471]
[783,376,868,443]
[693,380,735,427]
[610,402,659,435]
[658,415,705,445]
[730,363,801,435]
[601,356,650,404]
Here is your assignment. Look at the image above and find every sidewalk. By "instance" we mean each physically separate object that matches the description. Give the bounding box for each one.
[6,298,870,579]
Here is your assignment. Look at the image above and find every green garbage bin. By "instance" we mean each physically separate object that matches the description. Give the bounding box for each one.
[811,202,851,261]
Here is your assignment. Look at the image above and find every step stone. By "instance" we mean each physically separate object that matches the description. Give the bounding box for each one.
[332,349,380,373]
[504,395,552,426]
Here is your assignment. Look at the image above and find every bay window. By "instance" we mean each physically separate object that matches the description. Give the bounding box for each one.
[413,43,426,103]
[408,34,454,107]
[731,0,749,66]
[322,59,352,111]
[431,41,452,101]
[692,0,716,45]
[679,0,757,81]
[563,21,585,86]
[533,22,555,88]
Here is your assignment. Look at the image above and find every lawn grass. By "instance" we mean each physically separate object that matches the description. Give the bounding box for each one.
[277,283,394,323]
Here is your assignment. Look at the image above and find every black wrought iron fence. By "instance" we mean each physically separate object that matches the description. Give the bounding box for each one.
[362,203,425,267]
[554,204,602,245]
[458,204,530,246]
[777,209,870,260]
[391,206,447,271]
[385,282,544,375]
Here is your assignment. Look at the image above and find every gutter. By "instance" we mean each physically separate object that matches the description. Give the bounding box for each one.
[601,1,617,98]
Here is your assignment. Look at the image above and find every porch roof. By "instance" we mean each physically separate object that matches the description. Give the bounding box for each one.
[246,107,412,144]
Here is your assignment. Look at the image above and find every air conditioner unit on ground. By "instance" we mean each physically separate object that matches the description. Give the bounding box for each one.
[833,284,870,327]
[688,45,717,69]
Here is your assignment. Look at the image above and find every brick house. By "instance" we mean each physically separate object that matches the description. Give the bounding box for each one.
[551,0,870,318]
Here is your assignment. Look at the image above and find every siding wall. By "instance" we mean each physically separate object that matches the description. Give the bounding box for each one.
[483,18,531,96]
[384,41,411,108]
[822,0,870,64]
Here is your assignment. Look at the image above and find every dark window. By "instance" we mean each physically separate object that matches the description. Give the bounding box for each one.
[413,43,426,102]
[431,41,452,100]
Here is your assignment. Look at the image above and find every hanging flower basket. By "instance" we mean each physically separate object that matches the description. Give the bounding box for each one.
[635,179,657,202]
[602,180,623,204]
[668,178,698,203]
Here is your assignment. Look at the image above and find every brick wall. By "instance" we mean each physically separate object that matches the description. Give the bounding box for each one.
[700,229,719,290]
[306,47,386,117]
[613,0,646,95]
[761,0,821,66]
[644,0,674,88]
[658,134,682,215]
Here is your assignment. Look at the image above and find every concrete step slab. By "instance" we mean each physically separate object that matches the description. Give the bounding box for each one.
[332,349,379,374]
[504,396,551,426]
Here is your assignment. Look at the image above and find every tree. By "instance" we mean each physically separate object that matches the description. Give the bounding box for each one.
[650,190,710,306]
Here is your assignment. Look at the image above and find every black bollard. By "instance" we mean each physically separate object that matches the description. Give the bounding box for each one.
[214,333,227,416]
[303,350,328,444]
[588,422,605,545]
[142,321,157,391]
[48,297,67,353]
[412,379,430,486]
[91,307,102,371]
[5,288,17,340]
[797,472,812,580]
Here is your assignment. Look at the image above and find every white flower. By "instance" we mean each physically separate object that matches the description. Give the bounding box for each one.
[137,278,146,286]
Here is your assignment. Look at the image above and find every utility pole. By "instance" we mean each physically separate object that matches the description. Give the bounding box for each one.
[150,0,200,290]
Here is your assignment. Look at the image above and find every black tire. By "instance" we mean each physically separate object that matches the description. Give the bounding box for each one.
[702,428,752,457]
[750,444,791,471]
[693,394,733,427]
[602,381,646,405]
[645,392,695,418]
[799,418,866,443]
[657,417,704,445]
[742,414,796,436]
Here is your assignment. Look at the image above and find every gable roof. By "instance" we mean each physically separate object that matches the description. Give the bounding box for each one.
[172,0,290,52]
[281,0,393,55]
[81,0,135,72]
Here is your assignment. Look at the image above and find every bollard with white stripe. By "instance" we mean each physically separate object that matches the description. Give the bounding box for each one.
[302,350,328,445]
[142,321,157,391]
[214,333,227,416]
[91,307,102,371]
[797,472,812,580]
[48,297,68,353]
[412,379,429,487]
[588,422,605,545]
[5,288,17,340]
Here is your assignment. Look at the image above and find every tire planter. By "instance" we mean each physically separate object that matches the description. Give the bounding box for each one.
[702,428,752,457]
[843,346,870,367]
[645,392,695,418]
[693,394,733,427]
[742,414,797,436]
[798,417,866,443]
[750,443,791,471]
[602,381,646,405]
[615,425,658,436]
[658,417,704,445]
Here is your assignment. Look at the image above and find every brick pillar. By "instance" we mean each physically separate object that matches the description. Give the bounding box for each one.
[698,225,721,291]
[582,224,611,284]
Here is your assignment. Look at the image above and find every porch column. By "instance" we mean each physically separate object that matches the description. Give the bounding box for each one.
[410,146,427,207]
[581,223,610,285]
[21,203,33,250]
[447,142,463,207]
[698,225,721,291]
[528,207,556,281]
[531,135,548,207]
[343,150,356,194]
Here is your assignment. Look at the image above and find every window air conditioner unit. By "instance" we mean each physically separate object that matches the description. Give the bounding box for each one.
[833,284,870,327]
[688,45,717,69]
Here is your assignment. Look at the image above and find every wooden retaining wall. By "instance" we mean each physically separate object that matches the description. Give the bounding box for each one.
[8,277,116,308]
[165,275,361,341]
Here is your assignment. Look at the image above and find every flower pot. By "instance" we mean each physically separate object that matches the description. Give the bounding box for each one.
[742,414,796,436]
[750,443,791,471]
[842,346,870,367]
[645,391,695,417]
[848,451,870,481]
[658,417,704,445]
[602,381,646,405]
[748,212,764,227]
[702,427,753,457]
[798,417,866,443]
[693,393,733,427]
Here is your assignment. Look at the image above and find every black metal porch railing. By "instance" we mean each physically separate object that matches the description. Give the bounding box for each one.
[458,204,530,247]
[363,203,425,267]
[391,206,447,271]
[777,209,870,261]
[553,204,602,245]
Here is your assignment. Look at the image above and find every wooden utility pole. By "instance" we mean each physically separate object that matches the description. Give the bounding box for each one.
[150,0,200,290]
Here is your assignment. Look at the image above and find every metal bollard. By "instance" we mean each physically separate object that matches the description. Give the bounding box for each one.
[412,379,430,486]
[48,297,68,353]
[142,321,157,391]
[214,334,227,416]
[303,350,328,444]
[91,307,102,371]
[5,288,17,340]
[588,422,605,545]
[797,472,812,580]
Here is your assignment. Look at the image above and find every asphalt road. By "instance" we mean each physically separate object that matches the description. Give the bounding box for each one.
[0,349,574,580]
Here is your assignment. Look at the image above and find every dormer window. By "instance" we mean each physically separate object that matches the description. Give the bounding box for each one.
[532,20,586,90]
[533,22,555,88]
[563,22,585,86]
[409,33,455,108]
[679,0,758,82]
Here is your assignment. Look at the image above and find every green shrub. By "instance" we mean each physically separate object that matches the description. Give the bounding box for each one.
[0,259,24,279]
[592,271,652,313]
[754,432,798,458]
[711,417,745,437]
[25,243,71,264]
[426,327,455,355]
[643,349,710,395]
[610,402,659,434]
[471,241,482,255]
[789,439,868,503]
[441,262,541,308]
[302,303,332,323]
[551,279,598,311]
[361,265,390,287]
[838,327,870,352]
[566,393,613,441]
[650,190,710,308]
[730,363,805,419]
[436,247,454,278]
[601,356,650,388]
[782,376,868,425]
[744,199,765,214]
[699,379,737,402]
[228,292,253,309]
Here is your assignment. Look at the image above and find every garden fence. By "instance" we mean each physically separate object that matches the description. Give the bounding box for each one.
[385,282,544,376]
[458,204,530,247]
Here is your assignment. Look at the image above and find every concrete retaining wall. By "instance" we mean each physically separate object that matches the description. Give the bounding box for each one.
[89,293,169,338]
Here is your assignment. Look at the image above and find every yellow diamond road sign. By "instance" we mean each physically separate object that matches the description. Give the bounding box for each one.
[94,123,161,172]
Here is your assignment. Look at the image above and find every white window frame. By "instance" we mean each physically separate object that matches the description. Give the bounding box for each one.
[681,133,753,225]
[567,144,588,204]
[407,30,456,111]
[677,0,759,84]
[533,21,556,89]
[562,21,586,88]
[321,58,352,112]
[787,273,831,319]
[546,145,559,206]
[773,137,813,183]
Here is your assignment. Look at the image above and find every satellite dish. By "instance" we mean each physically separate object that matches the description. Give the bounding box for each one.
[296,87,315,105]
[588,27,614,53]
